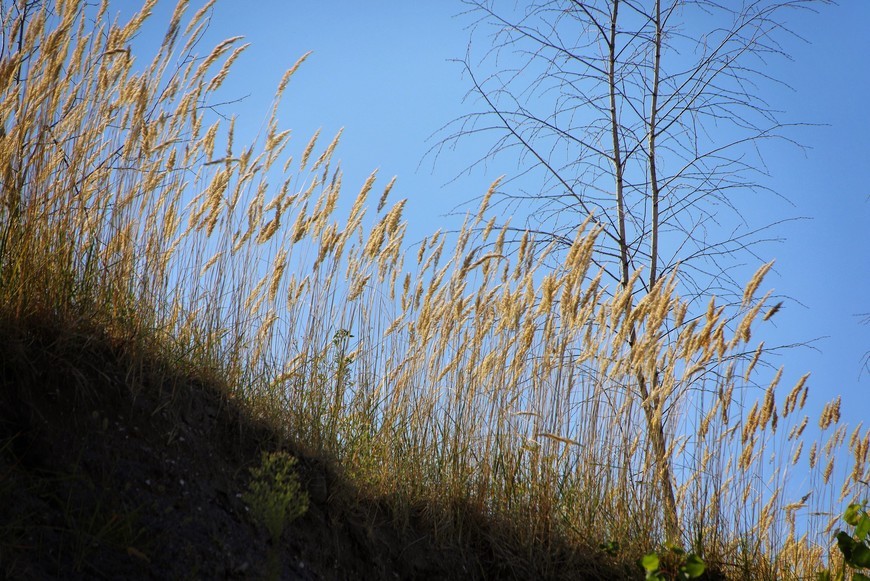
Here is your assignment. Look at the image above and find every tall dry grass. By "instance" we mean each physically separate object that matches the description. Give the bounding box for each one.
[0,1,866,577]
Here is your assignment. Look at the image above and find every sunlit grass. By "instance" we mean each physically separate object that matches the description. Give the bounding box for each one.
[1,1,867,578]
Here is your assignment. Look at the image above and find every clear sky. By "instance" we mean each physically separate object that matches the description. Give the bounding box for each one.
[121,2,867,430]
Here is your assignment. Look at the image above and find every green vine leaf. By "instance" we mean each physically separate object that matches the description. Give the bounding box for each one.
[641,553,660,572]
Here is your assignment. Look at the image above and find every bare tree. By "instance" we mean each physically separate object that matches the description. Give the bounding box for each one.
[435,0,829,544]
[860,313,870,379]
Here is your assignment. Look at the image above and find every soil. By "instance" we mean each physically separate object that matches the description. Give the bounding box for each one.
[0,315,631,580]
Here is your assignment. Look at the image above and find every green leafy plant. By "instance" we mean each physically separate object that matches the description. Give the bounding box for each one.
[243,451,309,542]
[599,539,620,556]
[640,544,705,581]
[819,501,870,581]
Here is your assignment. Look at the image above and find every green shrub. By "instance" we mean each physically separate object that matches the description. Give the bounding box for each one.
[640,544,705,581]
[243,451,309,542]
[819,501,870,581]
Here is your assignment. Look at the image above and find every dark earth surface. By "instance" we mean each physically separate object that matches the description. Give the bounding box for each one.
[0,315,633,580]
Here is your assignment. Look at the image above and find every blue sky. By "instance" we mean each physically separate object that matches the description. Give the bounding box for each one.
[123,1,867,428]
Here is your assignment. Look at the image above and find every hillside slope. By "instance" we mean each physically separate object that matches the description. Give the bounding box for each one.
[0,313,628,580]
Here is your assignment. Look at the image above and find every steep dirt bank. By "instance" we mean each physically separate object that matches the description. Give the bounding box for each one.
[0,314,629,580]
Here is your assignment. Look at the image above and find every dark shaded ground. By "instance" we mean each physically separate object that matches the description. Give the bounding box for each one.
[0,313,635,580]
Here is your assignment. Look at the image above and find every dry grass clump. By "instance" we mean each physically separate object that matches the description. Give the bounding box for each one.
[0,1,867,578]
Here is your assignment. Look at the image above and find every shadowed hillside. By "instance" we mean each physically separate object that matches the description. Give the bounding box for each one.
[0,313,628,579]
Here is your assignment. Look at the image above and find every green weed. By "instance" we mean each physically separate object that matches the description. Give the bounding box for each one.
[243,450,309,542]
[819,500,870,581]
[640,544,705,581]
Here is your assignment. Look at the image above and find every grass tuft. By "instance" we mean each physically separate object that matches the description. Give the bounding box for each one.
[0,1,866,579]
